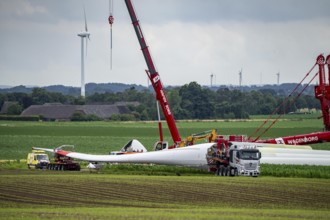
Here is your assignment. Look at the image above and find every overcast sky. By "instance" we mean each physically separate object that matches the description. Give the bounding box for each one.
[1,0,329,87]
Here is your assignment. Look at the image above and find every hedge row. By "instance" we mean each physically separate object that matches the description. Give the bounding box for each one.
[0,115,41,121]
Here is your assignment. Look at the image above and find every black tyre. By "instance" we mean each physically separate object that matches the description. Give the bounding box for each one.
[220,166,224,176]
[229,168,234,176]
[224,167,229,176]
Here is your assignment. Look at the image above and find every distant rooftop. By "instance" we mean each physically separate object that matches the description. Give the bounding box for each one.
[21,103,137,121]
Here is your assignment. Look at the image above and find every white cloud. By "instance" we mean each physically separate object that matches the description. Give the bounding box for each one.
[0,0,47,16]
[0,0,329,87]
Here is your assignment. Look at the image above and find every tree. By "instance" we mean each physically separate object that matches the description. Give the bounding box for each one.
[0,94,5,110]
[31,88,51,104]
[167,89,186,119]
[179,82,214,119]
[7,103,23,115]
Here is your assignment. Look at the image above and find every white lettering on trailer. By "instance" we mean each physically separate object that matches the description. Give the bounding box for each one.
[286,136,319,145]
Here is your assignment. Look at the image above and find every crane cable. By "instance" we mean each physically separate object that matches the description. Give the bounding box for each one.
[253,71,319,141]
[252,71,319,142]
[108,0,114,70]
[247,63,317,141]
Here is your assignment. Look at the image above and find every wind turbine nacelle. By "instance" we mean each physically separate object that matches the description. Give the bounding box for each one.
[78,32,90,37]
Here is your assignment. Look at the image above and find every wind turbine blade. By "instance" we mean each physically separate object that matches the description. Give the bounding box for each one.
[84,5,88,32]
[85,37,88,56]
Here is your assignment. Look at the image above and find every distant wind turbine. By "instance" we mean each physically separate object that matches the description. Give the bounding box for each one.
[77,5,90,98]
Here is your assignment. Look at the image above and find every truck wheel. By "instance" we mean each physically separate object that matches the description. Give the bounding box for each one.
[220,166,224,176]
[234,169,238,176]
[224,167,229,176]
[229,168,234,176]
[28,165,31,169]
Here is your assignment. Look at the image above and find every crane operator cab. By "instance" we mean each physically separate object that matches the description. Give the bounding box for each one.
[153,141,169,151]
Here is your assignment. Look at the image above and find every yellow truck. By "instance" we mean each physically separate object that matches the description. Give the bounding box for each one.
[26,150,50,169]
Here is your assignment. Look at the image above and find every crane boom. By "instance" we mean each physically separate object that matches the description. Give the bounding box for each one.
[124,0,181,146]
[315,54,330,130]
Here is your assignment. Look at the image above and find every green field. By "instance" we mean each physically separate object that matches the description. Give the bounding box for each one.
[1,116,329,160]
[1,118,330,219]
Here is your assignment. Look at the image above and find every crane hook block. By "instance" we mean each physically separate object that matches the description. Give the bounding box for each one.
[108,15,114,25]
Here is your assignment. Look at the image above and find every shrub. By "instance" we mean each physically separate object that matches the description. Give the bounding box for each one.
[7,104,23,115]
[0,115,40,121]
[110,113,136,121]
[71,112,101,121]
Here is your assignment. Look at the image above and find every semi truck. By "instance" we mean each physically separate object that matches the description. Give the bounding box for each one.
[207,139,261,177]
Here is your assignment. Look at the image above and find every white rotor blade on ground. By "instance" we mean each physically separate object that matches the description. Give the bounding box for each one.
[33,140,330,169]
[260,147,330,165]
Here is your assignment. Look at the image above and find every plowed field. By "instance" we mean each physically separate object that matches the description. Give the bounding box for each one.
[0,171,329,219]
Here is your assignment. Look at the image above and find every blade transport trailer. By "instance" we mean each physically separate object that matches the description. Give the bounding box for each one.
[28,146,81,171]
[47,145,81,171]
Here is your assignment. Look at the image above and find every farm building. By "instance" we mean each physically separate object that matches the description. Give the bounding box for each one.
[21,102,138,121]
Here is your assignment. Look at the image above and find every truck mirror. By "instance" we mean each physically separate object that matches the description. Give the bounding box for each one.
[259,152,262,159]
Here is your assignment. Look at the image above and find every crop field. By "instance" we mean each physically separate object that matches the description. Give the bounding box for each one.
[0,171,329,219]
[0,118,330,219]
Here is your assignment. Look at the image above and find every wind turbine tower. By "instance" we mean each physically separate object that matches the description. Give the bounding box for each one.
[276,72,280,85]
[77,6,90,98]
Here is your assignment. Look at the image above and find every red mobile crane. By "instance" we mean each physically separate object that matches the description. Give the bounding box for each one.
[123,0,330,148]
[252,54,330,145]
[124,0,182,148]
[315,54,330,130]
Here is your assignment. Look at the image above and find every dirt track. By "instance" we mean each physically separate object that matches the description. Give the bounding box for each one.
[0,171,329,209]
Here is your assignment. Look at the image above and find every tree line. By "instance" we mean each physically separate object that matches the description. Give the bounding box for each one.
[0,82,320,120]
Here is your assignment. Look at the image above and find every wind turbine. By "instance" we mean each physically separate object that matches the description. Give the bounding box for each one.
[77,6,90,98]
